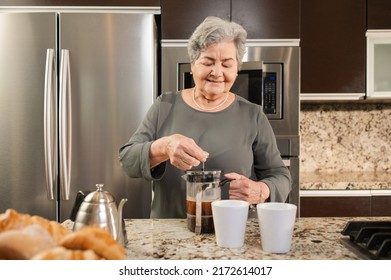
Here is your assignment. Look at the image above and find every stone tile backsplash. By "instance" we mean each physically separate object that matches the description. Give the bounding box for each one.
[300,103,391,173]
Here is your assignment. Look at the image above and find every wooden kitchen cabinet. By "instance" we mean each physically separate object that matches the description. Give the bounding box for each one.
[300,196,371,217]
[231,0,300,39]
[161,0,299,40]
[371,196,391,216]
[300,195,391,217]
[161,0,231,39]
[300,0,366,95]
[368,0,391,29]
[0,0,160,6]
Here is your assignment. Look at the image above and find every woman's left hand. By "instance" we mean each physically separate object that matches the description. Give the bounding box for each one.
[224,172,270,204]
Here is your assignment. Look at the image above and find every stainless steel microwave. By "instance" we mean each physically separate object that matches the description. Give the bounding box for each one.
[178,62,283,119]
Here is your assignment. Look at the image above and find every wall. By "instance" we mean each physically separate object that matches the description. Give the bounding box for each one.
[300,103,391,174]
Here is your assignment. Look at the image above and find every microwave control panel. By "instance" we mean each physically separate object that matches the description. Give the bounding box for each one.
[263,72,277,114]
[263,63,282,119]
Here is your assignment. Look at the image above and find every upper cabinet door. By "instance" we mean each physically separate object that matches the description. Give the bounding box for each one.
[301,0,366,94]
[0,0,160,6]
[368,0,391,29]
[161,0,230,39]
[231,0,300,39]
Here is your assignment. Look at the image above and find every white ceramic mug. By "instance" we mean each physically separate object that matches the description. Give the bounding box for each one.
[212,200,249,248]
[257,202,297,253]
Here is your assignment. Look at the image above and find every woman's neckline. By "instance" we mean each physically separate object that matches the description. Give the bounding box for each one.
[180,88,236,113]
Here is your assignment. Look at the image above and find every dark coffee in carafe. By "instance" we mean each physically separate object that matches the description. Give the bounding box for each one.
[183,170,221,234]
[186,199,214,233]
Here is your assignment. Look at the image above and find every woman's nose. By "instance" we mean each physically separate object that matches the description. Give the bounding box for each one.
[210,64,223,77]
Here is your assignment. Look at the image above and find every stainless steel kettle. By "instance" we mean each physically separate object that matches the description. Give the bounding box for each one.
[73,184,128,246]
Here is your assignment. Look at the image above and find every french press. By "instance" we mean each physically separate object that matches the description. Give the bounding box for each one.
[182,170,222,234]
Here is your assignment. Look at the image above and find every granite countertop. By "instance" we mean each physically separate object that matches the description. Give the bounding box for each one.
[63,216,389,260]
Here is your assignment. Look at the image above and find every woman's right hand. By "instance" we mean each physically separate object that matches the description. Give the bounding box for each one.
[150,134,209,170]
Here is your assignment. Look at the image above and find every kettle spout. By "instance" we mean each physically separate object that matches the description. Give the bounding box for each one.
[116,198,128,246]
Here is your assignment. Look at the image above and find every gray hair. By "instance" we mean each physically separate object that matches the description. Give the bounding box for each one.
[187,16,247,68]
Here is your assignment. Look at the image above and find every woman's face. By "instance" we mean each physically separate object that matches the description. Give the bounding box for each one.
[191,40,238,97]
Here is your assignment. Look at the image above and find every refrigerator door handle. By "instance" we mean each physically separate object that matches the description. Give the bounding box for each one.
[59,49,71,201]
[44,48,56,200]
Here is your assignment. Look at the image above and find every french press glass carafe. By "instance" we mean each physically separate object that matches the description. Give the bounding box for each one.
[183,170,222,234]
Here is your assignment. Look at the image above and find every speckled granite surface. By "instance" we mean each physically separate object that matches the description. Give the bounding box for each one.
[62,217,390,260]
[300,171,391,190]
[300,103,391,190]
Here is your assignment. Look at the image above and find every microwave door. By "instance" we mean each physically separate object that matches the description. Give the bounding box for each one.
[179,63,193,91]
[178,62,283,120]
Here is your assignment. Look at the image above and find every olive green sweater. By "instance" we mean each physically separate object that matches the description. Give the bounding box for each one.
[119,92,292,218]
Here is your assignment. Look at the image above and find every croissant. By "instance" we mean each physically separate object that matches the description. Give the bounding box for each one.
[32,246,102,260]
[0,224,56,260]
[60,225,126,260]
[0,209,71,244]
[0,209,126,260]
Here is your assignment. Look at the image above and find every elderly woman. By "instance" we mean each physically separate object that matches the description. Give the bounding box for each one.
[119,16,292,218]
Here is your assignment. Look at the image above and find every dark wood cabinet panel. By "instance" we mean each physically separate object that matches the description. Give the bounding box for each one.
[300,0,366,94]
[300,197,371,217]
[161,0,230,39]
[231,0,300,39]
[162,0,299,40]
[0,0,160,6]
[368,0,391,29]
[371,196,391,216]
[301,195,391,217]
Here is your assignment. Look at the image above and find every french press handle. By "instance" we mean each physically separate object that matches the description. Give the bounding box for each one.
[219,178,232,186]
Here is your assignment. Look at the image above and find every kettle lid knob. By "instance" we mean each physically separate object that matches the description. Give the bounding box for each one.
[83,183,115,203]
[96,183,104,192]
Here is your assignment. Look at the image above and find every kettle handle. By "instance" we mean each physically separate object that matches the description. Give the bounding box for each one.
[69,190,91,221]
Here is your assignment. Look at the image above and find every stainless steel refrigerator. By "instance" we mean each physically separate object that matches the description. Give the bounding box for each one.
[0,11,156,221]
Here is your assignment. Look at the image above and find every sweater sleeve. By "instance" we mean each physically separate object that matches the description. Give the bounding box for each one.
[253,109,292,202]
[118,95,166,181]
